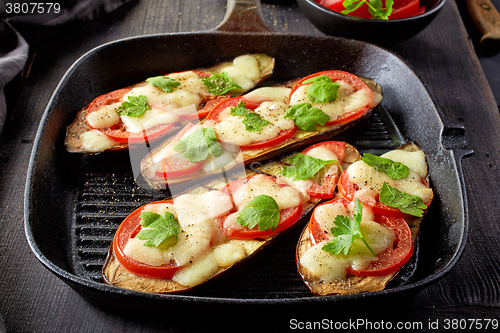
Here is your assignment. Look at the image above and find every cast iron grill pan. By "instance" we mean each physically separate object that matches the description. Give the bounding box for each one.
[25,0,471,307]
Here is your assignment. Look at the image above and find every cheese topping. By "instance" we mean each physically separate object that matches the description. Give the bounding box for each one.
[380,149,428,179]
[300,202,395,281]
[78,129,118,153]
[243,87,291,104]
[289,81,373,121]
[204,100,295,146]
[347,158,433,204]
[122,190,250,287]
[232,174,301,210]
[208,54,261,92]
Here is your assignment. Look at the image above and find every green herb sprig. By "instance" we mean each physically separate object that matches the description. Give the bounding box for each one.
[342,0,394,20]
[116,95,150,117]
[236,195,280,232]
[173,127,224,162]
[146,76,181,93]
[362,153,409,180]
[283,103,331,131]
[280,153,334,181]
[230,101,271,132]
[322,199,377,256]
[135,211,180,249]
[379,182,427,217]
[202,72,242,95]
[303,75,340,103]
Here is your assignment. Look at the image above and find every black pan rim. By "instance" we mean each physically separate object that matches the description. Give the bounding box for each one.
[24,29,470,305]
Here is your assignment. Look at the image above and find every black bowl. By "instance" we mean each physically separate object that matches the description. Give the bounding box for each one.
[297,0,446,45]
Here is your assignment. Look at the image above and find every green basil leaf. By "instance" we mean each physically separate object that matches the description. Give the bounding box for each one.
[379,182,427,217]
[362,153,409,180]
[146,76,181,93]
[283,103,330,131]
[116,95,150,117]
[236,195,280,232]
[172,127,223,162]
[202,72,242,95]
[136,211,180,249]
[280,153,334,181]
[303,75,340,103]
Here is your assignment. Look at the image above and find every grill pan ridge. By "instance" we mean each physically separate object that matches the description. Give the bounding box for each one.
[24,0,471,308]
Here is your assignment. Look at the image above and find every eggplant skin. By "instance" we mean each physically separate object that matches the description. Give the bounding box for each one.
[65,53,275,154]
[140,77,382,190]
[296,143,428,296]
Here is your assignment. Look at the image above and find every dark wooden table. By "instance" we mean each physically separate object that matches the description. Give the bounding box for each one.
[1,0,500,332]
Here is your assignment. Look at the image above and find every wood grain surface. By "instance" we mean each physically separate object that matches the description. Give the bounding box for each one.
[1,0,499,332]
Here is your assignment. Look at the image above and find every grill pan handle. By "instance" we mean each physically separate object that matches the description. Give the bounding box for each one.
[215,0,275,33]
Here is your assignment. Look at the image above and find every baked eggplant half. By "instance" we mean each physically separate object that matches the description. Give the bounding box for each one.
[296,143,434,296]
[140,70,382,190]
[65,53,275,154]
[102,140,356,294]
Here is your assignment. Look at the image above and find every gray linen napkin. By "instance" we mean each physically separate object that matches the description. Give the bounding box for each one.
[0,0,132,135]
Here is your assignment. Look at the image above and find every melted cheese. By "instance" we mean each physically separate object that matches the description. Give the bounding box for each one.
[79,130,118,153]
[347,159,433,204]
[289,81,373,121]
[232,174,301,210]
[212,55,261,92]
[206,101,295,146]
[381,149,427,178]
[86,103,121,129]
[120,188,271,287]
[243,87,291,104]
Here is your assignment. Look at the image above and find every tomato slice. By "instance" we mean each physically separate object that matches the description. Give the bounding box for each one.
[390,0,424,20]
[307,198,413,276]
[346,214,413,276]
[112,200,181,279]
[300,141,346,199]
[337,169,432,218]
[154,122,204,178]
[218,175,303,239]
[205,96,297,150]
[308,198,352,245]
[290,70,374,126]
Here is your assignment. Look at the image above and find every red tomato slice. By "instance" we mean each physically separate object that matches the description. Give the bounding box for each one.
[337,169,432,218]
[85,87,177,143]
[205,96,297,150]
[300,141,346,199]
[218,175,303,239]
[346,214,413,276]
[112,200,181,279]
[154,122,204,178]
[290,70,374,126]
[389,0,423,19]
[307,198,413,276]
[308,198,352,245]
